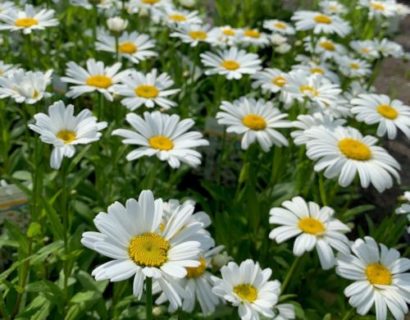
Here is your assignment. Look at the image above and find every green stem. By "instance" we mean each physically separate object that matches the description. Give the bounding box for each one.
[281,256,302,293]
[61,160,70,300]
[145,277,153,320]
[341,307,355,320]
[0,293,10,320]
[115,34,119,61]
[319,174,327,206]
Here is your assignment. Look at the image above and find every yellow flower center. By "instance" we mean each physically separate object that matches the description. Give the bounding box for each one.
[242,114,267,130]
[274,22,287,29]
[118,41,138,54]
[222,28,236,36]
[272,76,287,87]
[188,30,207,40]
[371,2,385,11]
[314,14,332,24]
[350,63,360,70]
[244,29,260,38]
[377,104,398,120]
[298,217,325,235]
[149,135,174,151]
[233,284,258,302]
[141,0,159,4]
[169,14,187,22]
[128,233,169,267]
[134,85,159,98]
[311,67,324,75]
[361,48,370,54]
[15,17,38,28]
[220,59,240,71]
[186,257,207,278]
[365,263,392,285]
[86,75,113,89]
[299,85,318,96]
[320,40,335,51]
[56,130,77,144]
[338,138,372,161]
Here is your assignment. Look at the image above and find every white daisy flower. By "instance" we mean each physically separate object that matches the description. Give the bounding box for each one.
[61,59,128,101]
[292,10,351,37]
[0,2,15,14]
[251,68,293,102]
[112,69,179,111]
[207,25,240,47]
[0,69,52,104]
[359,0,398,18]
[0,61,18,77]
[285,71,342,110]
[263,19,295,35]
[335,56,371,78]
[377,39,404,58]
[305,126,401,192]
[170,24,211,47]
[305,36,347,61]
[106,16,128,33]
[350,40,380,60]
[291,112,346,145]
[396,191,410,215]
[212,259,281,320]
[274,303,296,320]
[0,4,58,34]
[351,94,410,139]
[156,7,202,26]
[336,236,410,320]
[216,97,290,151]
[81,190,207,310]
[319,0,347,15]
[238,28,270,47]
[200,47,262,80]
[96,30,157,64]
[396,3,410,17]
[28,101,107,169]
[269,197,350,270]
[129,0,172,14]
[291,60,339,83]
[112,111,209,168]
[70,0,116,10]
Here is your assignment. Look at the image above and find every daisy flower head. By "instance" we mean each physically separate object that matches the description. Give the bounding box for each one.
[263,19,295,35]
[238,28,270,47]
[0,61,18,77]
[200,47,262,80]
[96,30,157,64]
[359,0,398,18]
[285,71,342,110]
[81,190,207,309]
[269,197,350,270]
[305,126,401,192]
[112,69,179,111]
[170,24,211,47]
[351,94,410,139]
[0,4,58,34]
[112,111,209,168]
[336,236,410,320]
[292,10,351,37]
[207,25,240,47]
[216,97,290,152]
[291,112,346,145]
[129,0,172,14]
[62,59,128,101]
[212,259,281,320]
[377,39,404,58]
[157,7,201,27]
[291,60,339,83]
[350,40,380,60]
[29,101,107,169]
[0,69,52,104]
[335,56,371,78]
[396,3,410,17]
[70,0,117,10]
[305,36,347,61]
[274,303,296,320]
[319,0,347,15]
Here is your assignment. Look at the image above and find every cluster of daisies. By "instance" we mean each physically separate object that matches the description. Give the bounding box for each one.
[1,0,410,319]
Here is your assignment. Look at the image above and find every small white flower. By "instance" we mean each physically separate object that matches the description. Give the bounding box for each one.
[61,59,129,101]
[112,69,179,110]
[107,16,128,32]
[319,0,347,15]
[29,101,107,169]
[336,56,371,78]
[212,259,281,320]
[170,24,211,47]
[0,61,18,77]
[269,196,350,270]
[216,97,290,151]
[336,237,410,320]
[292,10,351,36]
[305,36,347,60]
[351,94,410,139]
[112,111,209,168]
[238,28,270,47]
[156,7,201,26]
[200,47,261,80]
[377,39,404,58]
[291,60,339,83]
[263,19,295,35]
[359,0,398,18]
[0,4,58,34]
[350,40,380,60]
[208,25,240,47]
